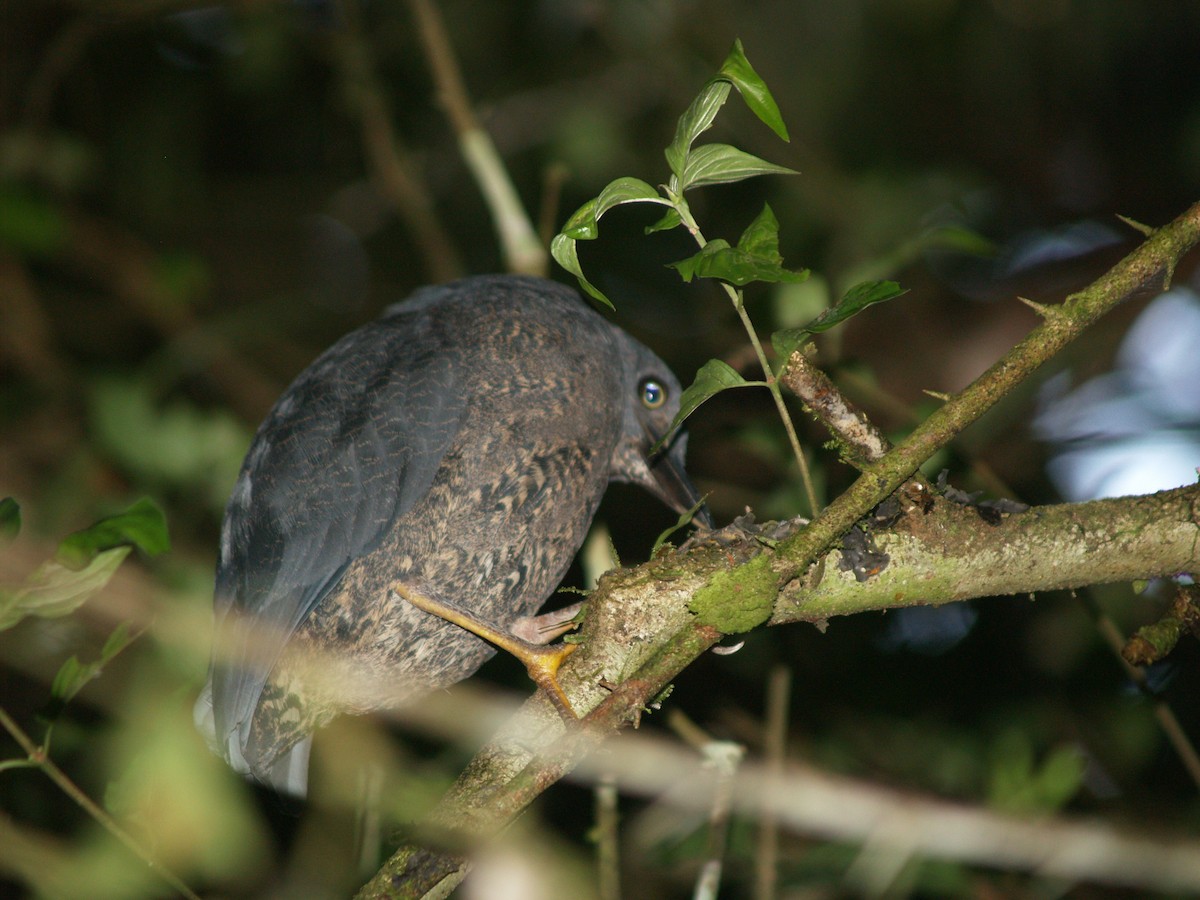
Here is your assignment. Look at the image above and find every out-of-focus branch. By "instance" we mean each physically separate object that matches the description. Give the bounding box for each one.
[332,0,463,283]
[405,0,547,276]
[0,707,202,900]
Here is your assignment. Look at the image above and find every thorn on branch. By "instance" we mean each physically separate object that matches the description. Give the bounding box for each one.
[1116,214,1155,236]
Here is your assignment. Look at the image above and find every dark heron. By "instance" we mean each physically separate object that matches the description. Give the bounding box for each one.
[194,274,707,795]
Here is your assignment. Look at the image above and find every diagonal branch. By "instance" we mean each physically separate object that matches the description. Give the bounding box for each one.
[357,202,1200,896]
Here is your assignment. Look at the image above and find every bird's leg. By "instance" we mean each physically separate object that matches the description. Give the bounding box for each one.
[391,582,580,719]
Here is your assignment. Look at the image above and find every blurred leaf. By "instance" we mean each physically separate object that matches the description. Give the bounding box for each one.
[0,497,19,544]
[0,184,66,257]
[151,251,210,309]
[987,729,1085,814]
[89,376,251,511]
[652,359,758,453]
[57,498,169,570]
[840,223,995,290]
[665,79,732,178]
[51,655,86,703]
[771,276,831,330]
[101,679,269,885]
[717,39,790,141]
[49,622,139,711]
[771,279,908,360]
[0,546,130,631]
[679,143,796,191]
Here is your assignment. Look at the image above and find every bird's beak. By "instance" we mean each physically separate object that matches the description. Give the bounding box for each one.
[645,435,713,529]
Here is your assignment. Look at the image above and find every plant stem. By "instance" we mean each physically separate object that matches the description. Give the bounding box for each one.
[674,196,820,516]
[0,705,202,900]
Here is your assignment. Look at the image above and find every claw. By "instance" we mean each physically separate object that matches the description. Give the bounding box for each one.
[394,582,581,719]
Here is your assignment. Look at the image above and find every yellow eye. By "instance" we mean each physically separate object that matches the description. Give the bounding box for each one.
[639,378,666,409]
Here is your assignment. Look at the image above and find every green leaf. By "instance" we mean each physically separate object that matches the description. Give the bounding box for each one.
[771,279,909,360]
[550,232,612,309]
[594,176,664,216]
[101,620,137,662]
[670,242,808,286]
[560,196,600,240]
[679,144,797,191]
[56,498,169,570]
[651,495,711,557]
[49,654,87,703]
[670,206,808,286]
[665,80,733,178]
[652,359,759,453]
[553,177,668,308]
[717,39,790,142]
[644,208,683,235]
[737,204,784,257]
[664,41,789,180]
[89,376,251,512]
[49,622,140,709]
[0,497,19,544]
[0,546,130,631]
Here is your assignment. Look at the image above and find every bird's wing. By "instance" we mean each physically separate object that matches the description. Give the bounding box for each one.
[206,309,466,777]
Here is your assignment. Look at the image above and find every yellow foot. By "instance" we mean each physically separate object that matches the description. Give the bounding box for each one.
[393,582,581,719]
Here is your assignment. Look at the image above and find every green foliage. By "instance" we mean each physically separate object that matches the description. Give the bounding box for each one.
[670,204,808,286]
[554,39,911,512]
[0,183,66,257]
[0,498,166,632]
[57,498,170,569]
[89,376,251,512]
[0,546,130,632]
[653,359,759,455]
[552,39,798,310]
[651,496,711,556]
[50,623,138,710]
[987,729,1085,814]
[0,497,19,544]
[771,279,908,363]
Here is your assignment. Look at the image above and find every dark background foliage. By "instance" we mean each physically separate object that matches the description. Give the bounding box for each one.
[2,1,1200,897]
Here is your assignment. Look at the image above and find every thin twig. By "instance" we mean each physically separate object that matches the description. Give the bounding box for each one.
[595,774,621,900]
[1080,591,1200,791]
[405,0,546,275]
[673,198,820,516]
[0,706,202,900]
[332,0,462,283]
[754,665,791,900]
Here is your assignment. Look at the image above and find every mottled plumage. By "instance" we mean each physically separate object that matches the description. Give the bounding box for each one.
[194,275,704,795]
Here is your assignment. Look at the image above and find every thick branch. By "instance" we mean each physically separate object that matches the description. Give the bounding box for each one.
[774,483,1200,623]
[359,484,1200,897]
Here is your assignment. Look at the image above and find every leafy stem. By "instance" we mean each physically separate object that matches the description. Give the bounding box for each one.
[553,39,906,523]
[672,190,820,515]
[0,705,202,900]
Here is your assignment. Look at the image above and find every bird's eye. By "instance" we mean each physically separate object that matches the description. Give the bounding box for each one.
[639,378,667,409]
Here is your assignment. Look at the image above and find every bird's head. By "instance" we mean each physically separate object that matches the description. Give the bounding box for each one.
[609,337,712,529]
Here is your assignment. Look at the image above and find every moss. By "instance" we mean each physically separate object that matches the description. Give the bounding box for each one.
[688,553,778,633]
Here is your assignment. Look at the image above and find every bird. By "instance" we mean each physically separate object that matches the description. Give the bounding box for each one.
[194,274,708,795]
